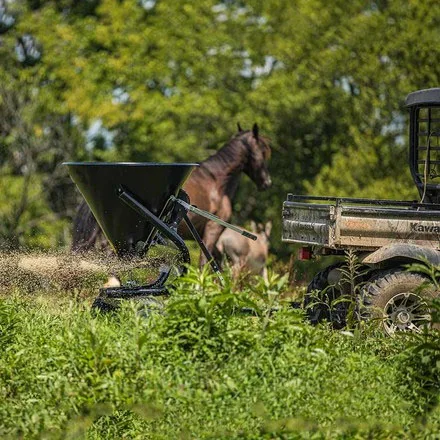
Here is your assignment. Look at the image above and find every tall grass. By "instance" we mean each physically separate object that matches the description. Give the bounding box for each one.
[0,266,439,439]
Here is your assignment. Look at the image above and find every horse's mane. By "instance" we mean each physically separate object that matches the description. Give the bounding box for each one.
[201,131,270,175]
[202,132,249,172]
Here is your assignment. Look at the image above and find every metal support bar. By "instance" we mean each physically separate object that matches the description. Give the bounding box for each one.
[99,286,168,299]
[170,195,257,241]
[182,213,225,284]
[117,186,190,270]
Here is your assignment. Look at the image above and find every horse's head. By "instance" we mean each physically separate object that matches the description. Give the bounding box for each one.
[240,123,272,191]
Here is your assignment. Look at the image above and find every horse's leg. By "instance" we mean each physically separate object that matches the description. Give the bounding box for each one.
[199,196,231,268]
[199,220,225,268]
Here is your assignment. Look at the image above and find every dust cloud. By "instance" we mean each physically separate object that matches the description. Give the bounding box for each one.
[0,244,183,294]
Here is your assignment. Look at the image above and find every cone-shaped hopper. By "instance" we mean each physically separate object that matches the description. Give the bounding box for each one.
[65,162,197,256]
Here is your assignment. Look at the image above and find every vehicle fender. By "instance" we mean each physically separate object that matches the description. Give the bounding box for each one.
[361,243,440,266]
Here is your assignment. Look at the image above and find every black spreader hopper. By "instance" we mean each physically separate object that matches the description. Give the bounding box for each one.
[65,162,256,309]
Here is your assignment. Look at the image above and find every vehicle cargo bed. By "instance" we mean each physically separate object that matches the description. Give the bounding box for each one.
[282,195,440,251]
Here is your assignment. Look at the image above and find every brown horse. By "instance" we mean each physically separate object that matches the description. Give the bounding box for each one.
[71,123,272,265]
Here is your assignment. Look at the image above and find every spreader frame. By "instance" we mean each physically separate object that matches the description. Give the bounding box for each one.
[65,161,257,309]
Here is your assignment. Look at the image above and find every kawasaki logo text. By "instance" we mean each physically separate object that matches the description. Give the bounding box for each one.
[410,223,440,233]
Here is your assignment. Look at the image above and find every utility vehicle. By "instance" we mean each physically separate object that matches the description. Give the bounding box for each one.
[282,88,440,334]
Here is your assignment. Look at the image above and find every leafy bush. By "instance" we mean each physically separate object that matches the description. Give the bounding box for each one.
[0,269,439,439]
[0,174,69,249]
[395,261,440,424]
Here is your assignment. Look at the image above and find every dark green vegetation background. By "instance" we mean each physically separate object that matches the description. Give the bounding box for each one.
[1,0,439,251]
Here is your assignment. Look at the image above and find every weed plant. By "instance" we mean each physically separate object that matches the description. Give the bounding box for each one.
[0,266,439,439]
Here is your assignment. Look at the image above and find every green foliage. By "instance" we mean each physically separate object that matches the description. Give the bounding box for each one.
[1,270,440,438]
[401,301,440,423]
[2,0,440,249]
[304,252,368,331]
[155,265,259,360]
[309,141,419,200]
[398,260,440,422]
[0,174,69,249]
[155,266,291,360]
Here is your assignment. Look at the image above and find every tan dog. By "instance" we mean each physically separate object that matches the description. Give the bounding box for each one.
[217,221,272,279]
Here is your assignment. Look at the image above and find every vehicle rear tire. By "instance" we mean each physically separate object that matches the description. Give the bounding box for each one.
[361,269,439,335]
[304,263,347,328]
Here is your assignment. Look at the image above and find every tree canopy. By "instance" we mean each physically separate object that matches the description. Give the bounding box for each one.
[1,0,439,251]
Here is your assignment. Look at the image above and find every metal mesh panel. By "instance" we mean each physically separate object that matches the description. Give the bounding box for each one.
[416,107,440,183]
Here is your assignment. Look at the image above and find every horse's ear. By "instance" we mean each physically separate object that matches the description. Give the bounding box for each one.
[237,122,243,132]
[252,123,259,139]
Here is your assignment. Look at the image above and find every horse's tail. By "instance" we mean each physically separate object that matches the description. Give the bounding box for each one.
[71,200,101,252]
